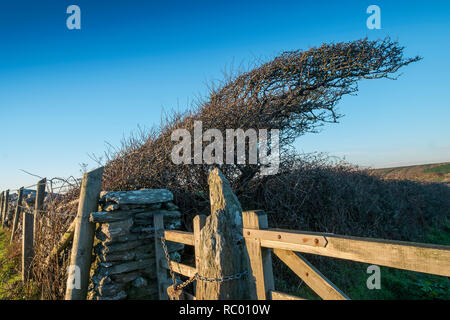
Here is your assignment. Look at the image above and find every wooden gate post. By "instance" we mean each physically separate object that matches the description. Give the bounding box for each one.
[22,211,34,281]
[33,179,46,243]
[242,210,275,300]
[65,167,103,300]
[11,187,24,243]
[193,214,206,297]
[154,212,169,300]
[193,215,207,269]
[2,190,9,227]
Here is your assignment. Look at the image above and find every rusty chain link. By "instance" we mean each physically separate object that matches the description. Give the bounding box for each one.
[160,236,247,292]
[160,235,178,287]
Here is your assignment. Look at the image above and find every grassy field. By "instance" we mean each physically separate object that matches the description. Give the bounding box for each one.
[0,230,22,299]
[372,162,450,183]
[0,229,38,300]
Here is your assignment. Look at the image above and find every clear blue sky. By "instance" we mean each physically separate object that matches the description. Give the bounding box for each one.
[1,0,450,191]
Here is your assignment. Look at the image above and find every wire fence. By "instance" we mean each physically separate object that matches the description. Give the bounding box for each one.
[0,175,81,300]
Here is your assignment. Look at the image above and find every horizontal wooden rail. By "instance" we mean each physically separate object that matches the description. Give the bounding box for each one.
[162,260,197,278]
[244,228,450,277]
[164,230,194,246]
[270,291,306,300]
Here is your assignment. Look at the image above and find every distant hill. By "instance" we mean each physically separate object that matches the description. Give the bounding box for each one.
[371,162,450,183]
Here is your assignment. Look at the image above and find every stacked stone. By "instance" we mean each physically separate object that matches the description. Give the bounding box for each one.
[88,189,184,300]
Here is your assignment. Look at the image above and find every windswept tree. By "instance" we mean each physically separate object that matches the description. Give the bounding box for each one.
[38,38,450,301]
[73,38,420,216]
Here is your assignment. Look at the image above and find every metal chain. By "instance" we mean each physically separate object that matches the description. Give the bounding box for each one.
[195,270,248,283]
[160,236,247,291]
[16,205,77,217]
[160,235,178,287]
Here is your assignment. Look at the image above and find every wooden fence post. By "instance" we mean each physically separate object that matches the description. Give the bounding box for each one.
[22,211,34,281]
[11,187,24,243]
[0,191,4,226]
[193,215,207,268]
[242,210,275,300]
[33,178,46,243]
[154,212,169,300]
[65,167,103,300]
[193,214,206,297]
[2,190,9,227]
[6,190,15,223]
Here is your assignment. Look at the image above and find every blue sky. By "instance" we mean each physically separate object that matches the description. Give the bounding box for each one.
[0,0,450,191]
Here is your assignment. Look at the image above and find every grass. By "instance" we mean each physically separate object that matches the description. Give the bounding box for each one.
[424,163,450,174]
[372,162,450,183]
[277,261,450,300]
[0,229,38,300]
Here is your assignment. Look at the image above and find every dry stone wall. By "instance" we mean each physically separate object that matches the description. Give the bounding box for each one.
[88,189,183,300]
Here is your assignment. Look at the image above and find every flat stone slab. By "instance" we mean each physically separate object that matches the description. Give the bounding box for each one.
[97,290,127,300]
[100,189,173,205]
[90,210,133,223]
[111,271,141,284]
[135,210,182,220]
[96,240,143,255]
[100,250,136,263]
[97,282,125,296]
[100,218,134,238]
[104,258,155,275]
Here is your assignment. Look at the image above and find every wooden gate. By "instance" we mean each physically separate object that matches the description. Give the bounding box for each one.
[155,209,450,300]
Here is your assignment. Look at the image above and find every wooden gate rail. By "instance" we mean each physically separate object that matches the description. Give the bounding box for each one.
[156,210,450,300]
[154,213,200,299]
[161,212,350,300]
[162,261,196,278]
[162,229,196,279]
[242,228,450,277]
[271,291,305,300]
[273,248,349,300]
[164,230,194,246]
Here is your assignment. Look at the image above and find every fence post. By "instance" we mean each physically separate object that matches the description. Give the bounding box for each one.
[33,178,46,243]
[65,167,103,300]
[22,211,34,281]
[193,215,207,268]
[193,214,206,297]
[6,190,15,223]
[2,190,9,227]
[154,212,169,300]
[0,191,4,226]
[242,210,275,300]
[11,187,24,243]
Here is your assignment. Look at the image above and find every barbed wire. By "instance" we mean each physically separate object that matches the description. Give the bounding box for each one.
[4,170,81,193]
[16,205,77,218]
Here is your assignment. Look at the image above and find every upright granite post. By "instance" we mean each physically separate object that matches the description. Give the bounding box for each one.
[195,168,255,300]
